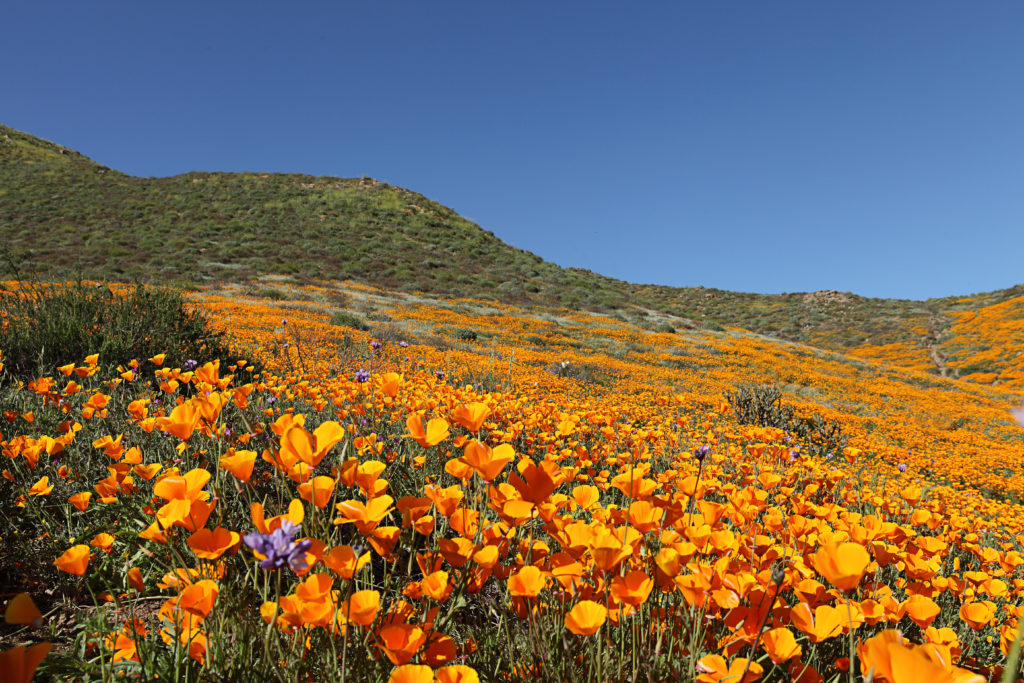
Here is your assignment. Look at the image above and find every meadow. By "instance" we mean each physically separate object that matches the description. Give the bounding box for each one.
[2,278,1024,682]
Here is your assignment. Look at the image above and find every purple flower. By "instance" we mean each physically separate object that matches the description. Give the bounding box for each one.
[399,341,409,348]
[184,359,198,370]
[282,318,288,325]
[693,445,711,461]
[371,341,382,351]
[355,368,370,383]
[898,463,907,473]
[242,520,311,572]
[435,370,445,381]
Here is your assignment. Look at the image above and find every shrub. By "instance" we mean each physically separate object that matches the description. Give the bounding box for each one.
[329,310,370,331]
[0,281,254,379]
[454,328,478,342]
[727,384,848,458]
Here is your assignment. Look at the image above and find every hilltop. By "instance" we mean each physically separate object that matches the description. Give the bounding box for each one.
[3,123,1024,385]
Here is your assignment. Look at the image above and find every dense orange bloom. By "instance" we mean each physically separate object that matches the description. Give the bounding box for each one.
[610,570,653,607]
[54,545,90,575]
[28,476,52,496]
[565,600,606,636]
[323,545,371,579]
[812,541,870,591]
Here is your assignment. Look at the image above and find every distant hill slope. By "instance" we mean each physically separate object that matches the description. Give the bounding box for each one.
[3,123,1023,382]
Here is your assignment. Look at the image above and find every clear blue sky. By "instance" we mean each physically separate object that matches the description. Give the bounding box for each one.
[4,2,1022,299]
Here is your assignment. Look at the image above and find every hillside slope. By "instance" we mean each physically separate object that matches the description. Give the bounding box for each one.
[3,123,1023,384]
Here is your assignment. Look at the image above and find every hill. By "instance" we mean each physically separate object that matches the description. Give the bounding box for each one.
[3,122,1024,385]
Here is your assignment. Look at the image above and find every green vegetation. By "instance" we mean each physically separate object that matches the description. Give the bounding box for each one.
[0,281,254,380]
[3,122,1023,363]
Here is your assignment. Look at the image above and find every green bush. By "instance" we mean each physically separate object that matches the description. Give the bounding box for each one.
[328,310,370,331]
[0,281,254,379]
[727,384,848,458]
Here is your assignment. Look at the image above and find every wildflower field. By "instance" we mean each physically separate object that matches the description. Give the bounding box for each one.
[2,278,1024,683]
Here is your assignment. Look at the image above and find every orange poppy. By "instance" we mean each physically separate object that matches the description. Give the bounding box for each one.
[54,545,90,575]
[459,440,514,482]
[187,527,241,560]
[406,414,450,448]
[4,594,42,627]
[0,642,53,683]
[323,545,372,579]
[695,654,763,683]
[452,402,491,433]
[812,541,870,592]
[436,665,480,683]
[387,664,434,683]
[508,566,547,598]
[565,600,607,636]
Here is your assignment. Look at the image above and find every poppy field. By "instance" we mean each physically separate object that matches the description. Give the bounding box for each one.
[2,278,1024,682]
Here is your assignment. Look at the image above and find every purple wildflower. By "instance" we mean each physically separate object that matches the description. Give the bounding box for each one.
[355,368,370,383]
[435,370,445,381]
[898,463,907,473]
[693,445,711,461]
[371,341,382,351]
[242,520,311,572]
[184,359,198,370]
[399,341,409,348]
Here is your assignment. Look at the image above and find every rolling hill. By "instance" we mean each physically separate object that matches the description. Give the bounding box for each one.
[3,122,1024,385]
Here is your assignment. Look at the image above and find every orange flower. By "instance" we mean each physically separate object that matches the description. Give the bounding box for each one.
[187,527,241,560]
[68,492,91,511]
[388,664,434,683]
[280,421,346,469]
[90,533,115,553]
[459,440,514,482]
[904,594,940,630]
[508,565,547,598]
[338,589,380,627]
[334,495,394,534]
[28,476,53,496]
[298,475,337,508]
[695,655,763,683]
[812,541,870,592]
[323,545,372,579]
[789,602,845,643]
[0,642,53,683]
[610,570,653,607]
[405,414,450,448]
[219,449,257,482]
[565,600,606,636]
[156,401,202,440]
[452,402,491,433]
[178,579,219,618]
[4,594,42,627]
[127,567,145,592]
[436,665,480,683]
[54,545,90,575]
[959,601,995,631]
[377,623,428,665]
[761,627,802,664]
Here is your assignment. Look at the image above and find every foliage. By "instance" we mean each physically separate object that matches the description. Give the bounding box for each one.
[727,384,849,458]
[0,280,256,380]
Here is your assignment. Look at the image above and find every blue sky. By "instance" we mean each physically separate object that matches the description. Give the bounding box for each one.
[3,2,1022,299]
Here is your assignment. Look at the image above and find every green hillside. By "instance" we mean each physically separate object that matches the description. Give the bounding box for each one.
[3,123,1022,359]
